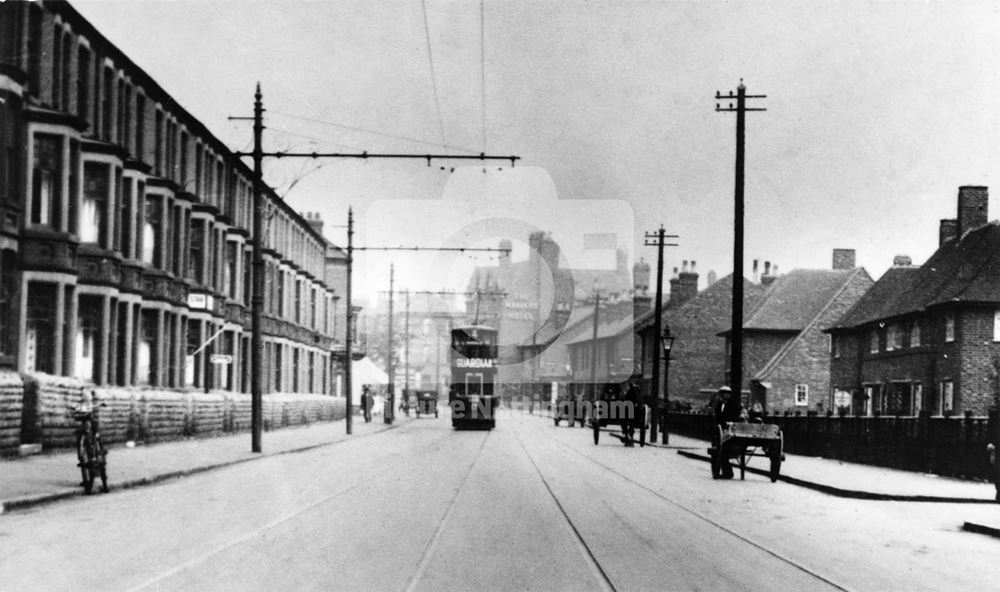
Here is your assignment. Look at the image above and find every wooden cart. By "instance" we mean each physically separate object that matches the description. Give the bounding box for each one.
[708,422,784,482]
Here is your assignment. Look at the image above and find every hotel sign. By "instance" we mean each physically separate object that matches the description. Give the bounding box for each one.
[188,293,215,310]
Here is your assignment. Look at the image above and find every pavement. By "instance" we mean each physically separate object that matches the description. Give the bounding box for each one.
[3,413,999,539]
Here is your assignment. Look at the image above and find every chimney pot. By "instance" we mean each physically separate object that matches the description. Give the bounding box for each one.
[832,248,856,270]
[893,254,912,267]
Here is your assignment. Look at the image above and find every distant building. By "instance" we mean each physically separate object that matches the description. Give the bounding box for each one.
[827,186,1000,416]
[466,231,632,400]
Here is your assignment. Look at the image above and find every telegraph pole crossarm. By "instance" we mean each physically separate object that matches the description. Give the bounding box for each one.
[715,79,766,420]
[644,225,678,444]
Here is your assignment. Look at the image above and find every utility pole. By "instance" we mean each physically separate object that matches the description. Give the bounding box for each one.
[345,207,354,434]
[644,225,678,443]
[250,83,264,453]
[233,87,519,446]
[386,264,395,424]
[716,80,766,420]
[589,292,601,403]
[404,290,410,416]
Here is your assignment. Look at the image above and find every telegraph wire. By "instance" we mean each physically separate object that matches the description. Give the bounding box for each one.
[421,0,449,149]
[269,111,480,154]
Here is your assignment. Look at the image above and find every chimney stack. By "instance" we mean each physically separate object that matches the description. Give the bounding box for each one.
[752,259,759,282]
[939,219,958,246]
[632,257,650,294]
[303,211,324,237]
[957,186,988,238]
[832,248,856,270]
[760,261,777,286]
[893,254,912,267]
[669,258,699,307]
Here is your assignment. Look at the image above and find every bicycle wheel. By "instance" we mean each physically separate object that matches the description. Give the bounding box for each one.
[76,433,94,495]
[96,436,109,493]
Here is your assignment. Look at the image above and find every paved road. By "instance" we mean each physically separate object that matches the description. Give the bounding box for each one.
[3,411,997,591]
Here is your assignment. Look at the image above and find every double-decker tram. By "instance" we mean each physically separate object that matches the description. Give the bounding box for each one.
[449,325,498,429]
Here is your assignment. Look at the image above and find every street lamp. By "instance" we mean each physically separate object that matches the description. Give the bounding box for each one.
[660,328,675,444]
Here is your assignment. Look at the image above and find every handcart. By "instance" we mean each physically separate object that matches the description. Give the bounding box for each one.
[708,421,784,482]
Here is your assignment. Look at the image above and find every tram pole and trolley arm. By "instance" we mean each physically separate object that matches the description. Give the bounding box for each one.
[231,85,520,448]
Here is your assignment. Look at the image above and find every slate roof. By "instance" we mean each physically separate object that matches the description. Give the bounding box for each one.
[635,274,769,334]
[742,269,862,331]
[831,222,1000,329]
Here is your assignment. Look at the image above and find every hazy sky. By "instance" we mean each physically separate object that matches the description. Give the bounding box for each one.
[71,0,1000,303]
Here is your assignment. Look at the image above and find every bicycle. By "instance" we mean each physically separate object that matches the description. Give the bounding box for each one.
[72,396,109,495]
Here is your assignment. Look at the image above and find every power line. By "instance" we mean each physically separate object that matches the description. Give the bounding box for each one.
[269,111,480,154]
[421,0,448,149]
[480,0,487,152]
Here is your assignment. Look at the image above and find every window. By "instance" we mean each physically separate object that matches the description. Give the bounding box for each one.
[77,46,91,121]
[52,26,62,108]
[944,313,955,343]
[25,282,57,374]
[912,383,923,416]
[120,177,132,257]
[795,384,808,406]
[142,195,161,265]
[137,309,157,385]
[75,295,102,382]
[189,219,204,282]
[869,330,879,354]
[102,66,114,141]
[135,94,145,159]
[31,134,62,227]
[154,110,163,175]
[831,334,840,358]
[911,320,921,347]
[936,381,954,416]
[890,324,906,350]
[81,162,109,245]
[224,241,237,299]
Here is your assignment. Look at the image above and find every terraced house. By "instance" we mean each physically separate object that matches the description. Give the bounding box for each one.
[826,186,1000,416]
[0,1,346,395]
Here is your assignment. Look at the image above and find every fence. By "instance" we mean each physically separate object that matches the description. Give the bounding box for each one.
[665,410,999,481]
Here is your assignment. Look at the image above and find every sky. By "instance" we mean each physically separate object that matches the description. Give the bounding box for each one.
[70,0,1000,306]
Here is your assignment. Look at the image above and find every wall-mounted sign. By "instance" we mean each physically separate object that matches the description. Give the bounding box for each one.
[188,293,215,310]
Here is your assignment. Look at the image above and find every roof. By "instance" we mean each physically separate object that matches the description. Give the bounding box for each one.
[831,222,1000,329]
[742,269,861,331]
[567,313,635,345]
[635,274,768,334]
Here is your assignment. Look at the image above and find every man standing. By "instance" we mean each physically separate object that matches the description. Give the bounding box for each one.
[713,386,736,478]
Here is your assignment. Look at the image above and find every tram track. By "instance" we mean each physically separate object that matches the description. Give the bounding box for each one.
[126,424,472,592]
[402,428,491,592]
[514,429,619,592]
[548,433,856,592]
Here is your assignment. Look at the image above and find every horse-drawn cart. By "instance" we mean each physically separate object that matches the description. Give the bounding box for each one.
[709,421,784,482]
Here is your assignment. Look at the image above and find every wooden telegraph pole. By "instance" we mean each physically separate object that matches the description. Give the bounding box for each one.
[644,225,678,443]
[716,80,766,419]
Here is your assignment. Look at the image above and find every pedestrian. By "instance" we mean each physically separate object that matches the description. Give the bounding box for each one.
[713,386,737,478]
[622,382,641,447]
[362,385,373,423]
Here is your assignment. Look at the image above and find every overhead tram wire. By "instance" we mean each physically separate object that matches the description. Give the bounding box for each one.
[269,111,481,155]
[480,0,487,153]
[421,0,448,149]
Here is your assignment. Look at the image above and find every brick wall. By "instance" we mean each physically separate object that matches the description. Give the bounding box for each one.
[958,307,1000,414]
[2,373,346,454]
[0,370,22,451]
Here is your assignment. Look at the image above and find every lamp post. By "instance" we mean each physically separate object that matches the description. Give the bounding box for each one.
[660,328,675,444]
